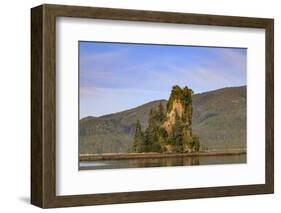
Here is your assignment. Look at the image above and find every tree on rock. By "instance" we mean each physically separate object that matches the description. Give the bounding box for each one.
[133,85,200,153]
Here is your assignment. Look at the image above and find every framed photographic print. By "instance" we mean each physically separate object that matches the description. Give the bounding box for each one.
[31,4,274,208]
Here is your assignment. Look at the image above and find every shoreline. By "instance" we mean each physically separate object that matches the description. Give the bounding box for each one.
[80,150,246,161]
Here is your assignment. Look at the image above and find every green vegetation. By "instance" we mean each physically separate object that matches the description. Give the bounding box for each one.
[132,120,144,152]
[192,86,246,151]
[167,85,193,124]
[79,86,246,154]
[132,85,200,153]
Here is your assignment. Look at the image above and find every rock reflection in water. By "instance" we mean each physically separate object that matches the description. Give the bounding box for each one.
[126,156,200,168]
[79,154,246,170]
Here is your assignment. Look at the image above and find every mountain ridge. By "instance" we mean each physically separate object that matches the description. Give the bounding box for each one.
[79,86,246,154]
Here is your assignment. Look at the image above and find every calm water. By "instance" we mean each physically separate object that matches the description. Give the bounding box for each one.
[79,154,246,170]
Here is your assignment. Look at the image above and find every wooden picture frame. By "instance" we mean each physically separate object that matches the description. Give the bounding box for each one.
[31,4,274,208]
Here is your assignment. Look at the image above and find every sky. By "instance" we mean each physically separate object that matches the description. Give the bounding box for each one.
[79,41,246,118]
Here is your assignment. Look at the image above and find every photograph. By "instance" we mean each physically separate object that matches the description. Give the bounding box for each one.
[30,4,274,208]
[78,41,247,170]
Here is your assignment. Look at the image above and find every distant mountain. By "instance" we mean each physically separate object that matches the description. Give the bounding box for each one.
[192,86,246,151]
[79,86,246,154]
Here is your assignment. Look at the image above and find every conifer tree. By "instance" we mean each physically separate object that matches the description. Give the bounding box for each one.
[133,120,144,152]
[158,102,165,122]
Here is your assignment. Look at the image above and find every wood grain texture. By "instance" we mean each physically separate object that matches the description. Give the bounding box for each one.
[265,20,274,193]
[31,4,274,208]
[31,5,43,207]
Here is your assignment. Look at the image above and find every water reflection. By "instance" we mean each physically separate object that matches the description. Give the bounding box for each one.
[79,154,246,170]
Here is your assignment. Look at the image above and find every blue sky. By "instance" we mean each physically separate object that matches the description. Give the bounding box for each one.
[79,41,246,118]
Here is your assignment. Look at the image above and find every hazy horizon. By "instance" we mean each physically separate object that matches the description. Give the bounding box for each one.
[80,42,247,118]
[80,84,246,119]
